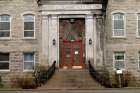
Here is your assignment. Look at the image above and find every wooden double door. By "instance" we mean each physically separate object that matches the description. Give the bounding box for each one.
[61,40,84,69]
[59,18,85,69]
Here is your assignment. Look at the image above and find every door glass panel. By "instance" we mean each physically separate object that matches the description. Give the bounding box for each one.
[74,48,79,64]
[65,48,71,64]
[59,18,84,41]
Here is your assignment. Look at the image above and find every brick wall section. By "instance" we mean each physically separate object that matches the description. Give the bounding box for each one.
[105,0,140,78]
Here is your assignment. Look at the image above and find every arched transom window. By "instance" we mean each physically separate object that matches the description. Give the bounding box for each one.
[112,13,125,37]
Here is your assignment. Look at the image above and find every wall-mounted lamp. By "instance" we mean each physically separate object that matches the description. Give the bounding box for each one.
[53,39,56,45]
[89,38,92,45]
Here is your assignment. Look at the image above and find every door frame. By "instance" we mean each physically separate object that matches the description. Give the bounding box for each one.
[59,16,86,69]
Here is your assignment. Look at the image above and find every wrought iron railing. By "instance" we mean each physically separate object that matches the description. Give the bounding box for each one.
[33,61,56,86]
[88,61,111,88]
[88,61,133,88]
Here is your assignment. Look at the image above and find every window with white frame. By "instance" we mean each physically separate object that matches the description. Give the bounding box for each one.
[114,52,125,70]
[113,13,125,37]
[24,53,35,71]
[138,52,140,68]
[0,53,9,70]
[24,14,35,38]
[137,14,140,36]
[0,15,10,37]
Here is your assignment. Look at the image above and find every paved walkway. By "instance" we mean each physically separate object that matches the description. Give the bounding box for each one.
[0,89,140,93]
[40,70,103,89]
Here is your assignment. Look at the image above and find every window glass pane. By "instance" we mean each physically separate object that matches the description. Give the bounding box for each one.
[138,20,140,36]
[24,31,34,37]
[138,20,140,29]
[24,53,34,61]
[114,29,124,36]
[0,63,9,69]
[114,20,124,29]
[114,52,125,69]
[115,55,124,60]
[139,61,140,68]
[138,30,140,36]
[113,13,124,36]
[0,53,9,70]
[0,32,10,37]
[0,22,10,30]
[24,22,34,30]
[24,62,34,70]
[24,15,34,22]
[0,53,9,61]
[115,61,124,70]
[115,52,124,60]
[114,14,123,20]
[0,15,10,21]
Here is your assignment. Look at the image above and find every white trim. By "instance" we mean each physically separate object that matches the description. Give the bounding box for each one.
[111,11,126,38]
[22,14,36,39]
[113,52,125,70]
[21,11,36,16]
[0,14,12,39]
[23,52,35,72]
[138,52,140,69]
[41,4,102,11]
[58,15,86,18]
[58,14,86,67]
[136,13,140,38]
[111,10,126,15]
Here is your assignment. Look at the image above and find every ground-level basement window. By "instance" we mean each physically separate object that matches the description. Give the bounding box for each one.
[23,53,35,71]
[113,52,125,70]
[0,53,9,70]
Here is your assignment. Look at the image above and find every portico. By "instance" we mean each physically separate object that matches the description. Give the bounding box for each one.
[41,3,102,69]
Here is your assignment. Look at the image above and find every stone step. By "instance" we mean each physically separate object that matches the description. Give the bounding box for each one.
[39,69,104,89]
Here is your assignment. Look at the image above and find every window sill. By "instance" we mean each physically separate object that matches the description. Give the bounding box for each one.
[0,37,11,40]
[23,70,34,72]
[22,37,36,40]
[136,36,140,39]
[112,36,126,39]
[113,68,125,71]
[0,70,10,72]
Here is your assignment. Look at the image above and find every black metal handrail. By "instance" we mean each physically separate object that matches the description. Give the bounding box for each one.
[33,61,56,86]
[46,61,56,81]
[88,61,111,88]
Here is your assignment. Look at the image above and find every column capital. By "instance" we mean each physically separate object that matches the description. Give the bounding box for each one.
[51,15,58,20]
[86,14,93,19]
[42,15,49,20]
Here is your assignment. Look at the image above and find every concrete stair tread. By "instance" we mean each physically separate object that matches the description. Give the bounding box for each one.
[39,69,104,89]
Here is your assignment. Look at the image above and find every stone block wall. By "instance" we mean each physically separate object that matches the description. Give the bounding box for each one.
[105,0,140,78]
[0,0,41,84]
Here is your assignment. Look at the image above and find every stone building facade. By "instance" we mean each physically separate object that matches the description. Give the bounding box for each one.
[0,0,40,83]
[0,0,140,84]
[105,0,140,79]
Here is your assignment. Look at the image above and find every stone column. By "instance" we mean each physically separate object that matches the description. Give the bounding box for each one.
[42,15,49,66]
[93,16,97,66]
[85,14,94,65]
[48,15,59,66]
